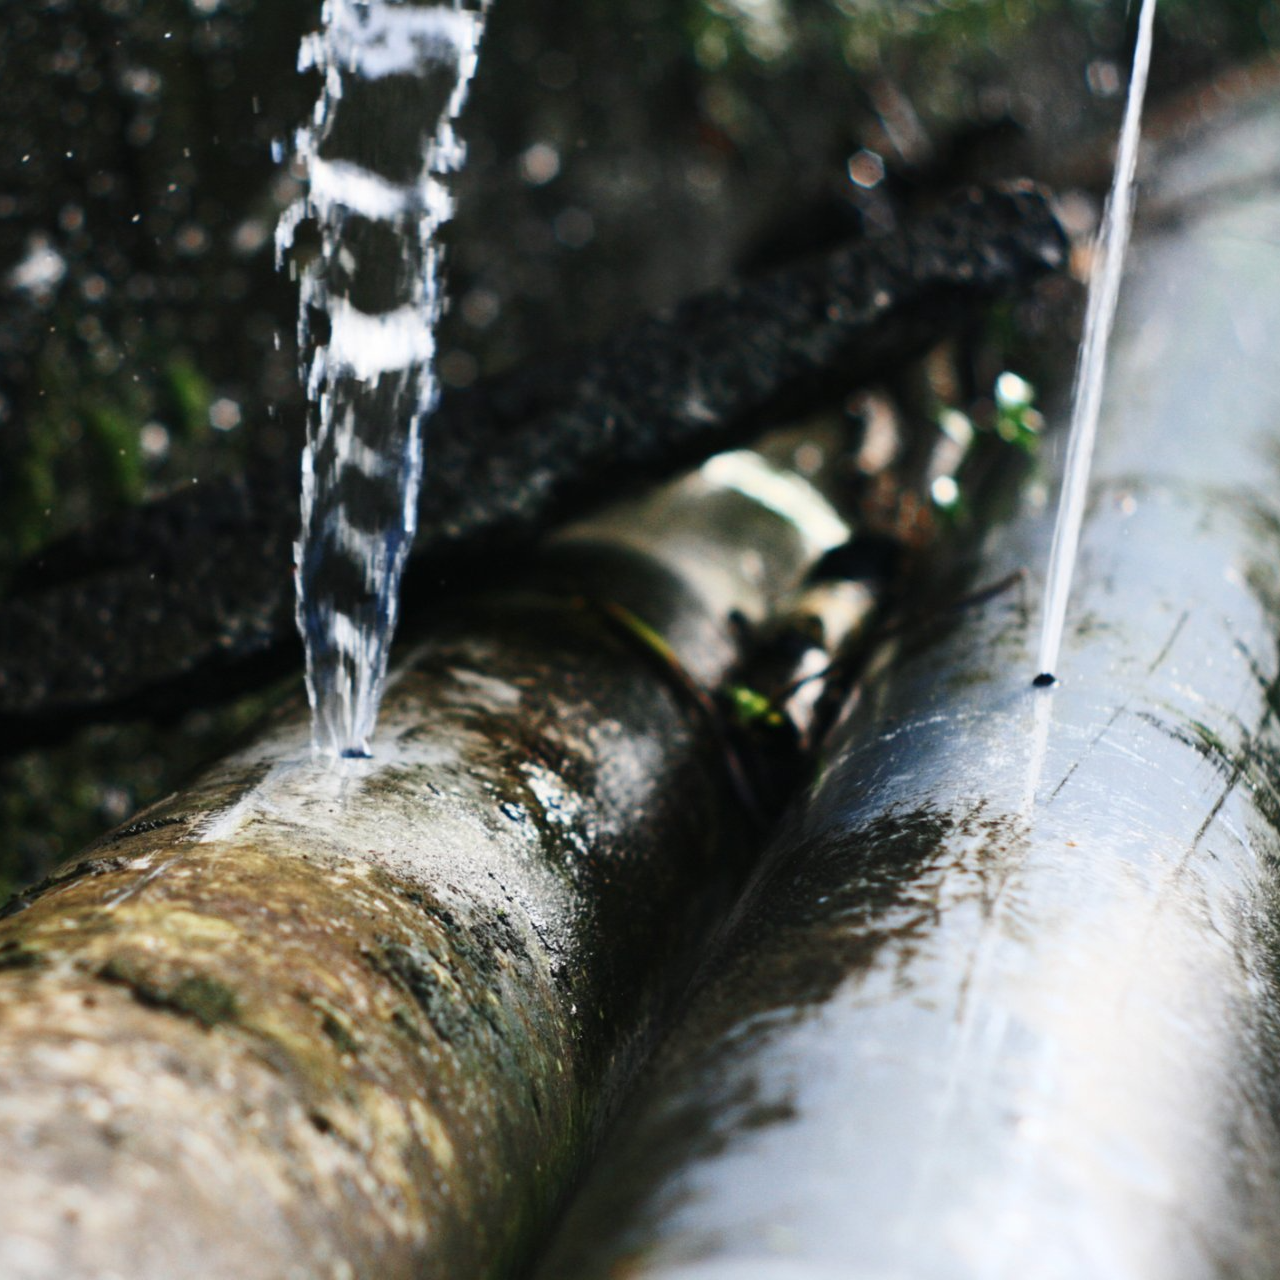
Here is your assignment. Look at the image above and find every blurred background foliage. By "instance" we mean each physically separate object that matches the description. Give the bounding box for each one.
[1,0,1278,894]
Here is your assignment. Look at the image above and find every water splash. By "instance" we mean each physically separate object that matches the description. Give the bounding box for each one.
[1035,0,1157,686]
[277,0,491,758]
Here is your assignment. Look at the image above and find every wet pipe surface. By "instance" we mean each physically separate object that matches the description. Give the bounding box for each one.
[0,593,736,1280]
[536,97,1280,1280]
[540,491,1280,1280]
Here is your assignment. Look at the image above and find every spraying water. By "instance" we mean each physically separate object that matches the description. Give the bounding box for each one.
[278,0,491,757]
[1035,0,1157,687]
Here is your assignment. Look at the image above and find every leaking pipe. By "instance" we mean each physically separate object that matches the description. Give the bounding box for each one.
[0,442,853,1280]
[535,88,1280,1280]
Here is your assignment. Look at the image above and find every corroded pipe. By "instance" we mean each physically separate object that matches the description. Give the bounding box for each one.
[535,91,1280,1280]
[0,447,850,1280]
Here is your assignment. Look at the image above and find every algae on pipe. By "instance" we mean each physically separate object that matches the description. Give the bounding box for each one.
[0,436,848,1280]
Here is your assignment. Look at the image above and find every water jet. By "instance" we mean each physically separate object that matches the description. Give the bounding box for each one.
[1035,0,1157,684]
[279,0,493,760]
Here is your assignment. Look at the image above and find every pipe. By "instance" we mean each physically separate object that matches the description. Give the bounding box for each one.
[0,443,851,1280]
[534,88,1280,1280]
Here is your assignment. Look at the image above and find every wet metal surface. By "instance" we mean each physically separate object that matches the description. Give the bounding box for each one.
[537,91,1280,1280]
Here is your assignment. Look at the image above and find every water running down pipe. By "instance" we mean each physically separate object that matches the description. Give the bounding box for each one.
[536,90,1280,1280]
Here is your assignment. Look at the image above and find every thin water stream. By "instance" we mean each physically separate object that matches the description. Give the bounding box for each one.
[1035,0,1157,685]
[278,0,492,759]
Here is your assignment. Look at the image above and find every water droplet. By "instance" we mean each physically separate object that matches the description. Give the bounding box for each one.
[520,141,561,187]
[209,398,242,432]
[847,148,885,189]
[140,423,171,461]
[930,476,960,509]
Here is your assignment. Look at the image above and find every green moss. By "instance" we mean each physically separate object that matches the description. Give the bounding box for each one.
[316,1002,364,1057]
[0,939,46,971]
[85,401,147,504]
[166,975,242,1028]
[376,940,474,1047]
[725,684,786,730]
[165,358,214,440]
[99,957,242,1029]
